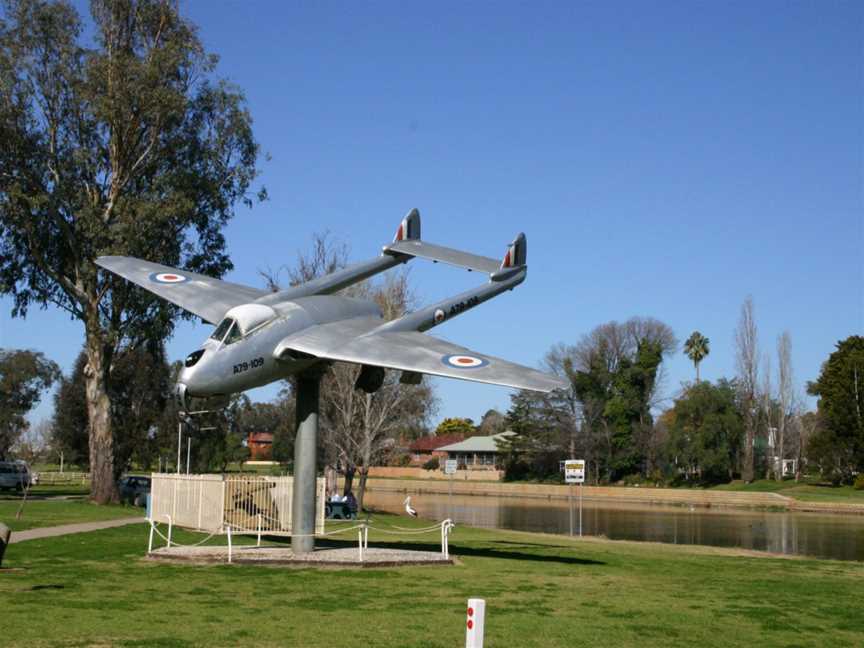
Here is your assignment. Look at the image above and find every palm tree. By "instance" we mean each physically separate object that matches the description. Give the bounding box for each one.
[684,331,710,383]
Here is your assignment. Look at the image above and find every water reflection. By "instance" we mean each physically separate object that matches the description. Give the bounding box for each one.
[363,491,864,562]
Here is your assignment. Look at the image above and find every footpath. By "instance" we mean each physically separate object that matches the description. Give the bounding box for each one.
[8,517,145,544]
[358,478,864,515]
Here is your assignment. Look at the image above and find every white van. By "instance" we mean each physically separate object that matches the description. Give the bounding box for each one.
[0,461,33,491]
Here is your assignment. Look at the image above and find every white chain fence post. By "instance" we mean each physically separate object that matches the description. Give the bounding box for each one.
[147,520,155,554]
[226,525,233,564]
[441,519,455,559]
[165,515,173,548]
[465,598,486,648]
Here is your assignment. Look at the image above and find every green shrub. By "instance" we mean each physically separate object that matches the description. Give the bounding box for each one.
[390,453,412,467]
[854,474,864,491]
[622,473,644,486]
[422,457,440,471]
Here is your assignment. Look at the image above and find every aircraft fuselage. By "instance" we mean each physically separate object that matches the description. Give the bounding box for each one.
[176,295,381,410]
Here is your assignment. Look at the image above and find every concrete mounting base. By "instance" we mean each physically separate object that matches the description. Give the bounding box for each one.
[147,545,454,568]
[0,522,10,567]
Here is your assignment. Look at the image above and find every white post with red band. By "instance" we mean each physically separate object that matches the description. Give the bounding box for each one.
[465,598,486,648]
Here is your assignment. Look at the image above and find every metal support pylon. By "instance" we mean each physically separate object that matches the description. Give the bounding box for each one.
[291,367,324,554]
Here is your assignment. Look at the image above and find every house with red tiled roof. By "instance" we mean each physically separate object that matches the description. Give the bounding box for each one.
[247,431,273,461]
[407,434,465,466]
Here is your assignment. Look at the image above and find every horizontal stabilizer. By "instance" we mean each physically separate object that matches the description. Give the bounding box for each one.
[386,239,502,275]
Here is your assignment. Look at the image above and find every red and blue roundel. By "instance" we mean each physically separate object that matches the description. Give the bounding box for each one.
[149,272,188,284]
[442,354,489,369]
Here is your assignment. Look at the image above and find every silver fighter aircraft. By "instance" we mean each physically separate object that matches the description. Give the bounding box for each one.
[96,210,567,412]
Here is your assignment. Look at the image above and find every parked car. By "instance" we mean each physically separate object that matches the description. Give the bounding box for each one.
[0,461,32,492]
[118,475,151,506]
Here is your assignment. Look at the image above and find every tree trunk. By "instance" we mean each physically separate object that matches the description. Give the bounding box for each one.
[83,320,118,504]
[343,465,355,496]
[324,464,337,498]
[357,467,369,513]
[742,410,755,483]
[794,417,803,482]
[777,415,786,483]
[695,361,700,383]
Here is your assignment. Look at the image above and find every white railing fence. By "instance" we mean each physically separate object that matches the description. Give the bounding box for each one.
[149,473,325,535]
[36,471,90,485]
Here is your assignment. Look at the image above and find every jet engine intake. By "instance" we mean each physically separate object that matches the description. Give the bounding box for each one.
[355,364,386,394]
[175,382,231,414]
[175,382,188,413]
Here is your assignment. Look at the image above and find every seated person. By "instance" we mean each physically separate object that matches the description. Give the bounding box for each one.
[345,490,358,514]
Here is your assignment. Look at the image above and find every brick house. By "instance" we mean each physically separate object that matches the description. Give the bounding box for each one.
[407,434,465,466]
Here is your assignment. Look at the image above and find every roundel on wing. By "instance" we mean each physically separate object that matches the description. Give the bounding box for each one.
[149,272,188,284]
[441,354,489,369]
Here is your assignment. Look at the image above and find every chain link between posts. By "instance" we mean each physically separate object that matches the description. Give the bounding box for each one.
[146,516,455,555]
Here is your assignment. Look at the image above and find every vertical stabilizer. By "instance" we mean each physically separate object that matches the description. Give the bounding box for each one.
[393,208,421,242]
[500,232,527,269]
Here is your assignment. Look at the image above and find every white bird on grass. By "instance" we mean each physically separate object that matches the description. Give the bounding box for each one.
[403,496,418,517]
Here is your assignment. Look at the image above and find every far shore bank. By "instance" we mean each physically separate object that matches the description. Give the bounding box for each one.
[344,477,864,515]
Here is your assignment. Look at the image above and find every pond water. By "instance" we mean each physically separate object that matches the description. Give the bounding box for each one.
[363,490,864,562]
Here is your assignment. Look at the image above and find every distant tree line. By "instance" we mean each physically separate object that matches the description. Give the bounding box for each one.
[0,348,59,459]
[499,299,864,487]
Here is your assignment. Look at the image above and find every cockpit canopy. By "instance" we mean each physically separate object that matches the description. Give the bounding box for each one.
[209,303,277,346]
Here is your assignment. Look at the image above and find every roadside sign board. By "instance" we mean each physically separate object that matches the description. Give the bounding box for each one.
[564,459,585,484]
[444,459,458,475]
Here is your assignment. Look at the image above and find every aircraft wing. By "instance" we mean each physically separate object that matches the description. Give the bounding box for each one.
[274,318,568,393]
[95,256,268,324]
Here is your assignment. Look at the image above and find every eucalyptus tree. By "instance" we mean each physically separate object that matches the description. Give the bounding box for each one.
[52,344,171,474]
[0,349,60,458]
[0,0,263,501]
[684,331,710,383]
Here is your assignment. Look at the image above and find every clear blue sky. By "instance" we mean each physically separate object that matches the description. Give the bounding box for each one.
[2,1,862,426]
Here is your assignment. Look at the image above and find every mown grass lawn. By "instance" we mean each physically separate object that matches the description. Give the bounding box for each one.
[0,484,91,501]
[0,498,139,532]
[712,479,864,503]
[0,512,862,648]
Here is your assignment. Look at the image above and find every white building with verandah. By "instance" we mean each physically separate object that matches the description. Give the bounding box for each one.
[437,431,515,470]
